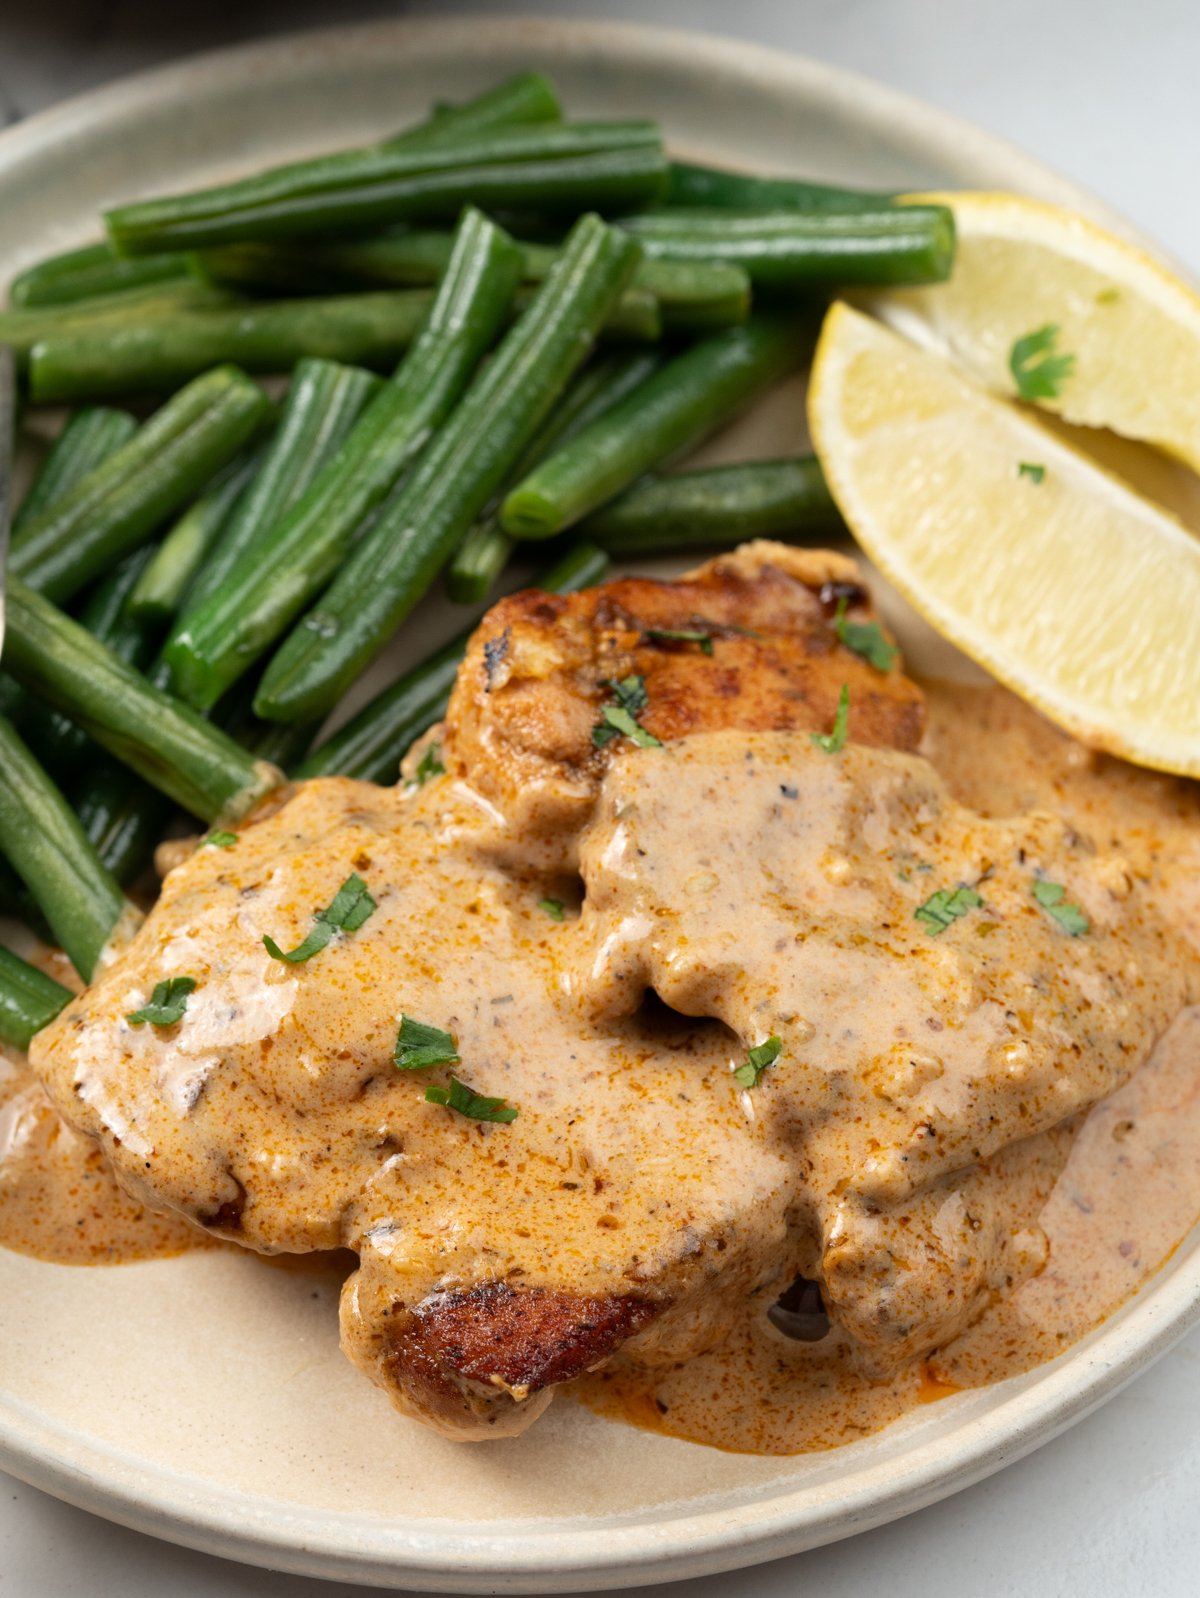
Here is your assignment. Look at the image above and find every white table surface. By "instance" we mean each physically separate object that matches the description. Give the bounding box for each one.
[1,2,1197,1593]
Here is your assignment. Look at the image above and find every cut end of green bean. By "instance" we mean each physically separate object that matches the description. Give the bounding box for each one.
[496,483,564,540]
[446,521,514,605]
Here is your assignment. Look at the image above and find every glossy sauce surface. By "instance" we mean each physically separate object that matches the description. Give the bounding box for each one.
[6,681,1200,1452]
[578,683,1200,1451]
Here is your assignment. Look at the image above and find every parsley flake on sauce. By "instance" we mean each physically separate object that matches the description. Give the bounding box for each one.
[425,1075,518,1124]
[201,831,238,849]
[734,1035,782,1090]
[644,627,714,656]
[394,1015,461,1071]
[1017,462,1046,484]
[413,741,446,786]
[592,675,662,749]
[127,976,196,1027]
[1032,878,1090,936]
[539,897,565,921]
[833,598,897,673]
[1009,324,1075,401]
[263,872,376,964]
[914,885,983,936]
[811,684,851,754]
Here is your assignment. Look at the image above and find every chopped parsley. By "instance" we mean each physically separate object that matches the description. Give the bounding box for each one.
[1032,878,1089,936]
[1096,287,1121,306]
[811,684,851,754]
[201,831,238,849]
[263,872,376,964]
[592,675,662,749]
[425,1075,518,1124]
[126,975,196,1027]
[1017,462,1046,484]
[914,885,983,936]
[1009,323,1075,401]
[644,627,714,656]
[394,1015,461,1071]
[734,1035,782,1090]
[834,597,897,672]
[413,741,445,786]
[539,897,565,921]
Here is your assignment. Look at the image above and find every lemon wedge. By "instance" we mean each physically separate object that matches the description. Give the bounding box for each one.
[869,191,1200,473]
[807,301,1200,778]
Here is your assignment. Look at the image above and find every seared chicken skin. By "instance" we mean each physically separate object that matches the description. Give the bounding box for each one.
[440,541,924,860]
[28,543,1197,1439]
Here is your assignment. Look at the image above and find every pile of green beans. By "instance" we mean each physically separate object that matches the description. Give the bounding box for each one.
[501,315,815,539]
[199,233,752,335]
[0,65,962,1050]
[11,364,270,601]
[0,715,133,981]
[255,212,640,723]
[166,207,525,711]
[447,349,661,604]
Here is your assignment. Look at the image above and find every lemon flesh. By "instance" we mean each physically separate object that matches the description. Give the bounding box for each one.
[872,191,1200,474]
[808,302,1200,779]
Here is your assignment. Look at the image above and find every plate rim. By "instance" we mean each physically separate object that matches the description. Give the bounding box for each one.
[0,14,1196,1592]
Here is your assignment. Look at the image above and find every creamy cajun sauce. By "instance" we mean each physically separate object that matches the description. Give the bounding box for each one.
[8,680,1200,1450]
[0,941,207,1266]
[577,682,1200,1451]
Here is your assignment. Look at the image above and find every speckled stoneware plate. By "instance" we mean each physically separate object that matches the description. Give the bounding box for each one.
[0,17,1197,1593]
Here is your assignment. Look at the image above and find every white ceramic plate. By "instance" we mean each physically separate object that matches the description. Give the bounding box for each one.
[1,18,1197,1593]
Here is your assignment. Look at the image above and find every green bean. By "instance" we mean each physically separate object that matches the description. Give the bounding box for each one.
[74,666,317,889]
[501,314,814,540]
[0,278,233,366]
[445,523,514,608]
[0,939,73,1054]
[255,214,641,724]
[0,716,133,980]
[11,365,270,603]
[667,160,897,212]
[10,240,194,308]
[200,233,750,333]
[127,448,265,623]
[105,122,667,255]
[517,280,660,343]
[164,358,382,641]
[385,71,562,147]
[446,349,660,603]
[75,764,172,889]
[13,407,137,533]
[219,686,321,773]
[5,408,142,774]
[0,946,72,1051]
[522,240,749,334]
[3,579,279,824]
[164,209,524,712]
[27,291,434,402]
[579,457,843,549]
[620,206,955,288]
[297,541,610,784]
[29,547,160,781]
[240,716,319,773]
